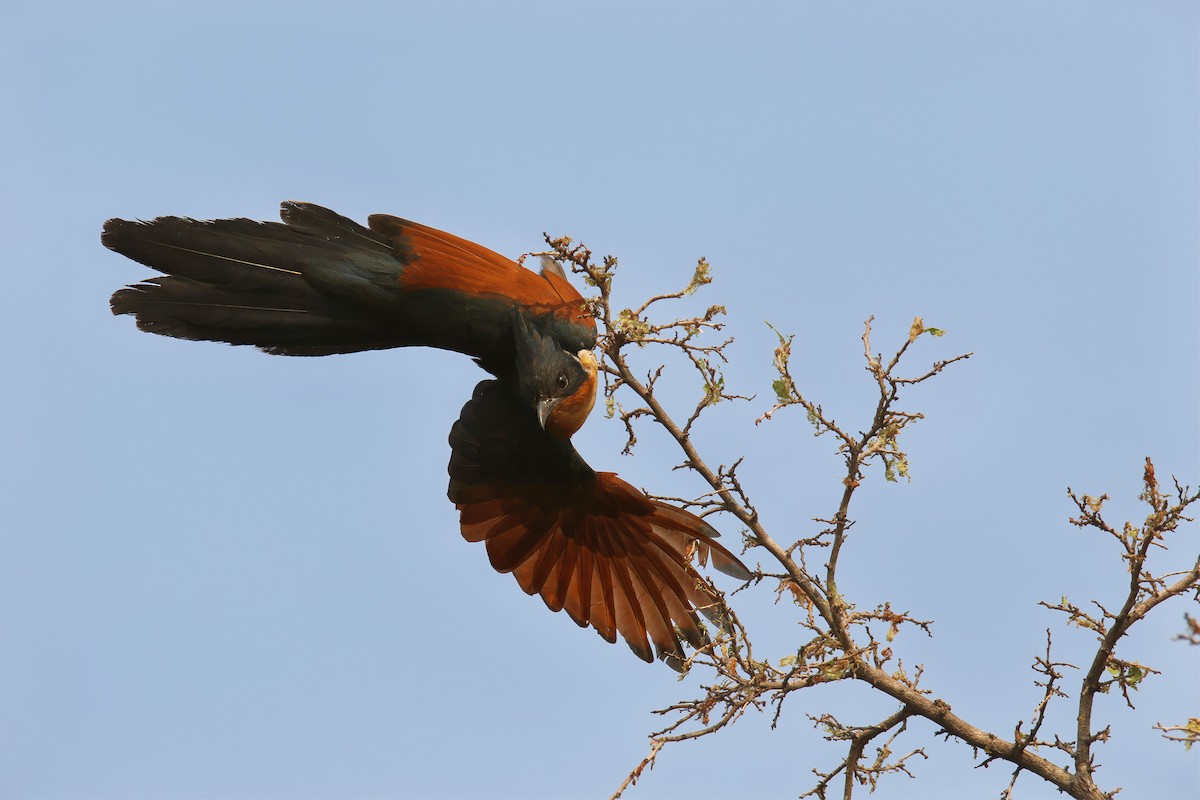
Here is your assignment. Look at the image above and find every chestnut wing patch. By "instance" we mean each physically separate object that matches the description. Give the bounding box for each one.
[447,380,749,668]
[368,213,596,332]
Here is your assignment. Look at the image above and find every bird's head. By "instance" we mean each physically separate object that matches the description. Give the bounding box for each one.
[514,313,598,440]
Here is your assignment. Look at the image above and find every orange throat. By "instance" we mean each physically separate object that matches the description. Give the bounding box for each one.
[545,350,598,439]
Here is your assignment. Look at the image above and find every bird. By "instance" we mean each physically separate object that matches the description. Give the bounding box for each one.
[101,201,751,669]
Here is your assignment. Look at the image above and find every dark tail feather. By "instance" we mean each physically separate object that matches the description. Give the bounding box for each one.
[102,202,409,356]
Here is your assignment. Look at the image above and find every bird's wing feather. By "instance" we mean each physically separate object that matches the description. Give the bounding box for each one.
[103,202,593,360]
[367,213,594,330]
[447,380,750,668]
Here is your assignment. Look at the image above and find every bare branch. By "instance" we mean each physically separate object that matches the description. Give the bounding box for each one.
[610,740,664,800]
[1173,613,1200,646]
[1071,460,1200,788]
[800,708,924,800]
[538,235,1195,800]
[1153,719,1200,750]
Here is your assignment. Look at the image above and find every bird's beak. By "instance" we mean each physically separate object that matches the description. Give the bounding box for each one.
[537,396,560,430]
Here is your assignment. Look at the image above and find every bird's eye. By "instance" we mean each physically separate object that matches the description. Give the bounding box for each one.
[556,373,569,390]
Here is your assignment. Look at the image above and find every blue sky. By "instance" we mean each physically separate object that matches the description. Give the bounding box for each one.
[2,2,1197,798]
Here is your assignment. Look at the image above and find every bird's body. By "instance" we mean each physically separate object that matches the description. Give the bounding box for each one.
[103,201,749,668]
